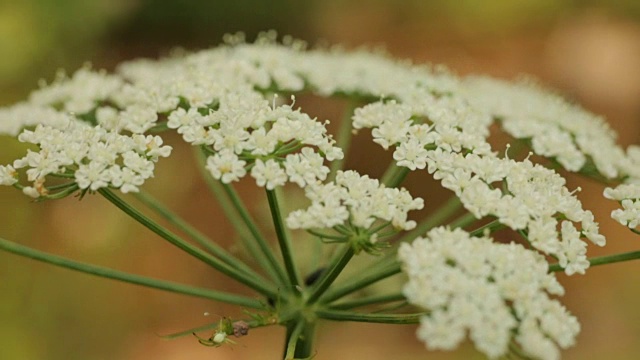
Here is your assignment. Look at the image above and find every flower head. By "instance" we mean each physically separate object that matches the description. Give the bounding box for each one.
[287,170,423,253]
[399,227,578,360]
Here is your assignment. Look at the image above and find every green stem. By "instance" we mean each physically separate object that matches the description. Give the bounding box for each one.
[329,293,406,310]
[132,191,256,277]
[284,320,306,360]
[306,245,355,305]
[316,309,423,324]
[283,319,316,360]
[549,250,640,272]
[327,100,358,182]
[396,195,462,245]
[266,189,301,289]
[469,219,504,237]
[195,147,285,284]
[381,163,410,188]
[320,261,401,304]
[98,188,278,298]
[0,237,263,309]
[222,184,288,285]
[449,212,478,229]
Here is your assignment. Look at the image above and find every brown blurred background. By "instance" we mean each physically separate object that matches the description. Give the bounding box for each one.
[1,1,640,359]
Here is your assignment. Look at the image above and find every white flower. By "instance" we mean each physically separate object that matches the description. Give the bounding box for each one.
[0,165,18,186]
[461,76,626,179]
[119,105,158,134]
[393,138,428,170]
[287,170,423,248]
[399,227,578,360]
[29,67,123,114]
[284,147,329,188]
[205,150,247,184]
[109,166,145,193]
[251,159,287,190]
[352,101,412,130]
[2,121,171,197]
[75,162,111,191]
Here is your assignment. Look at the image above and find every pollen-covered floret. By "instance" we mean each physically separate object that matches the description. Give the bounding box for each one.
[399,227,579,360]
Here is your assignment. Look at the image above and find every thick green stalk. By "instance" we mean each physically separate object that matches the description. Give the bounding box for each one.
[221,184,288,285]
[0,237,263,309]
[316,309,423,324]
[195,148,285,284]
[306,245,355,305]
[329,293,406,310]
[283,319,316,360]
[98,189,278,298]
[327,100,359,182]
[266,189,301,289]
[549,250,640,272]
[132,191,257,277]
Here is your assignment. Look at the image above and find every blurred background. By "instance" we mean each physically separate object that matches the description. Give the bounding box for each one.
[1,0,640,359]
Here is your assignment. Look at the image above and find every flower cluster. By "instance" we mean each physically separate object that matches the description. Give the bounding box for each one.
[353,99,604,274]
[460,76,631,178]
[604,184,640,229]
[287,170,423,252]
[168,92,343,188]
[2,119,171,197]
[399,227,579,360]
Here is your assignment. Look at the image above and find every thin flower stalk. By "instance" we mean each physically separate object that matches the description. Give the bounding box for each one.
[132,190,258,277]
[266,188,302,289]
[0,236,263,308]
[99,188,278,298]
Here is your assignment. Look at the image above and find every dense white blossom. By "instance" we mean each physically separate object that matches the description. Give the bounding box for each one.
[399,227,579,360]
[6,119,171,197]
[460,76,629,179]
[287,170,423,250]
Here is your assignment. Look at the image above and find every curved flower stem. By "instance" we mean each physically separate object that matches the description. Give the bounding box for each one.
[381,163,410,188]
[329,293,406,310]
[98,188,278,298]
[195,148,286,285]
[132,190,257,277]
[0,237,263,309]
[306,245,355,305]
[222,184,288,285]
[319,260,401,304]
[327,99,359,182]
[549,250,640,272]
[266,189,301,289]
[316,309,423,324]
